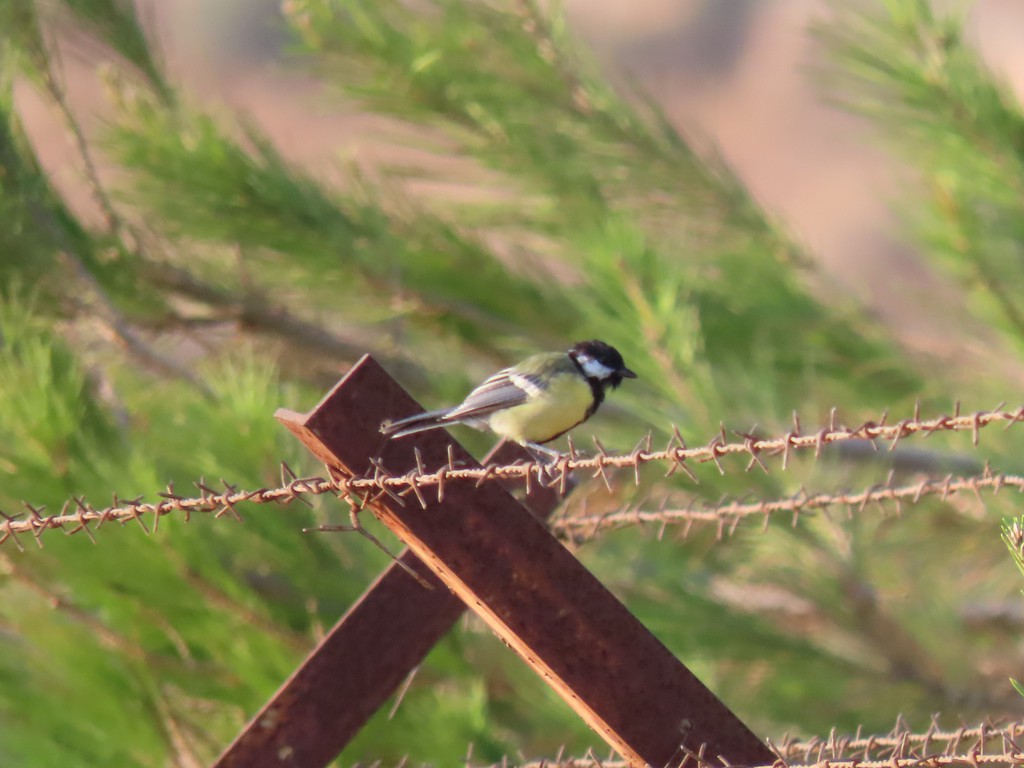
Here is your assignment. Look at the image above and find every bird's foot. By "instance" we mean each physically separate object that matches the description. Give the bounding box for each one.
[521,443,569,480]
[523,442,564,463]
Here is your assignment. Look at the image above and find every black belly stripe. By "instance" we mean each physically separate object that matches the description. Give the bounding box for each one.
[538,421,580,444]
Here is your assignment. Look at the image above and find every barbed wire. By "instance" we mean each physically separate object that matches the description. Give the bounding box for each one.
[4,404,1024,549]
[552,463,1019,541]
[465,719,1024,768]
[469,751,1024,768]
[770,718,1024,763]
[354,403,1024,502]
[0,469,341,551]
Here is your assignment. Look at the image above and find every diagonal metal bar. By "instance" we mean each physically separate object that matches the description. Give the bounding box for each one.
[213,440,565,768]
[220,354,773,768]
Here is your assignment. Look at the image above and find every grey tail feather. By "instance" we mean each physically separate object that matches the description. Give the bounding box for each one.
[380,408,455,439]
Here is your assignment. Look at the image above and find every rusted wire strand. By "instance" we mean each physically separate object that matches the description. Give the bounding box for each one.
[553,463,1017,539]
[470,752,1024,768]
[294,402,1024,496]
[0,474,342,550]
[467,720,1024,768]
[771,718,1024,762]
[3,405,1023,549]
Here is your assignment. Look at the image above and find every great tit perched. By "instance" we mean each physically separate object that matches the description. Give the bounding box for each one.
[380,340,637,456]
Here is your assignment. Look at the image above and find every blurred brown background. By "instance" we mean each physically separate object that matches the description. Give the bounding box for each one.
[17,0,1024,371]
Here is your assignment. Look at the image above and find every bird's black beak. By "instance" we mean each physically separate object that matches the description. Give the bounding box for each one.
[620,367,638,379]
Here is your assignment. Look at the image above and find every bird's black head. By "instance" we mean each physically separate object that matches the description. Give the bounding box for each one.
[569,340,638,389]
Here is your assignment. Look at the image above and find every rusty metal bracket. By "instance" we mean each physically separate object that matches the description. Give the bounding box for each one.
[216,355,773,768]
[214,438,564,768]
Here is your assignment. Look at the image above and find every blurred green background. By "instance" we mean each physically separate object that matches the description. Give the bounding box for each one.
[3,0,1024,765]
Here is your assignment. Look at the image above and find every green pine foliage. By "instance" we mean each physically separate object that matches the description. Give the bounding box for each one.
[816,0,1024,350]
[285,0,922,426]
[1,0,1023,765]
[1003,516,1024,698]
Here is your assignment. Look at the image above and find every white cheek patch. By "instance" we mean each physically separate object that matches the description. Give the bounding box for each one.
[577,355,616,380]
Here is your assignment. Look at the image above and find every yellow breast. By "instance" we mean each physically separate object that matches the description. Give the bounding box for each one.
[487,373,595,444]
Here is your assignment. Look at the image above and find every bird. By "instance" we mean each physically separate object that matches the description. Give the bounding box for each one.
[380,340,637,458]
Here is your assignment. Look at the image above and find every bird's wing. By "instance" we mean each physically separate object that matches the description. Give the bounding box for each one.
[442,368,540,422]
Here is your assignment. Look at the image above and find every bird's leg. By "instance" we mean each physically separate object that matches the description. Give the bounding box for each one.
[523,442,565,477]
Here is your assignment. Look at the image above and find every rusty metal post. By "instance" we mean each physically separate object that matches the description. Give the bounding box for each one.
[225,355,773,768]
[213,440,565,768]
